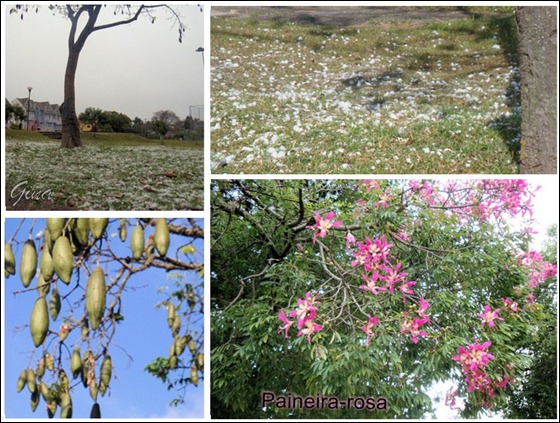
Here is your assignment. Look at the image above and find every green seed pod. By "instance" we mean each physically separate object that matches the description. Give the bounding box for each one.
[46,218,65,242]
[130,225,144,259]
[169,343,176,360]
[37,274,50,298]
[39,380,49,401]
[40,243,54,281]
[190,365,199,387]
[188,337,197,356]
[70,348,82,379]
[17,369,27,393]
[71,218,90,249]
[153,219,170,257]
[81,350,93,388]
[43,229,53,253]
[99,354,112,396]
[47,400,57,418]
[86,267,106,330]
[30,387,40,412]
[90,402,101,418]
[20,240,37,288]
[188,291,196,310]
[171,314,181,337]
[30,297,49,347]
[44,353,54,371]
[119,220,127,242]
[26,369,37,393]
[52,236,73,284]
[169,355,178,369]
[167,303,176,328]
[90,218,108,241]
[59,390,72,418]
[5,243,16,276]
[197,352,204,370]
[89,377,98,402]
[49,287,61,321]
[36,356,46,379]
[59,323,70,342]
[175,336,186,357]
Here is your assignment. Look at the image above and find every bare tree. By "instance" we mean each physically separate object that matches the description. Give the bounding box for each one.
[11,5,200,148]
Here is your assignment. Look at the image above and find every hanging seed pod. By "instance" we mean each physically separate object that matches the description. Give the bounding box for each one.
[36,356,46,379]
[99,354,112,396]
[5,242,16,276]
[46,218,65,242]
[47,400,57,418]
[90,402,101,418]
[167,303,176,328]
[153,218,170,257]
[197,352,204,370]
[171,314,181,337]
[26,369,37,393]
[52,236,73,284]
[70,348,82,379]
[81,350,93,388]
[81,318,89,340]
[59,390,72,418]
[73,218,90,247]
[39,380,49,401]
[40,243,54,281]
[90,218,108,241]
[58,369,70,392]
[89,377,98,402]
[190,365,199,387]
[30,297,49,347]
[86,267,106,330]
[43,229,53,254]
[130,225,144,259]
[119,220,127,242]
[44,353,54,371]
[175,335,186,357]
[30,387,40,412]
[188,337,197,356]
[169,354,178,369]
[49,287,61,321]
[20,240,37,287]
[187,291,196,311]
[17,369,27,392]
[37,274,50,298]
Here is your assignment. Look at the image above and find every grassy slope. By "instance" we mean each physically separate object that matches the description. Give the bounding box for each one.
[211,10,520,174]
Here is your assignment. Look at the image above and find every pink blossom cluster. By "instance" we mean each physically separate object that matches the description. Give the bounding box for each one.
[400,295,430,343]
[518,250,557,289]
[306,211,342,244]
[444,387,461,411]
[361,314,379,347]
[350,235,417,301]
[501,297,519,313]
[278,292,323,344]
[452,340,513,406]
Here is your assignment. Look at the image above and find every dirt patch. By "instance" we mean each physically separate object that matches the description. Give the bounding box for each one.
[211,6,496,26]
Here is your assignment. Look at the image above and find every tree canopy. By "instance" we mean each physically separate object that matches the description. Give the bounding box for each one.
[5,218,204,418]
[211,179,557,419]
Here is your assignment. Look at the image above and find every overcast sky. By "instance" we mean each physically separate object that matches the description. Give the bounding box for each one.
[3,4,204,121]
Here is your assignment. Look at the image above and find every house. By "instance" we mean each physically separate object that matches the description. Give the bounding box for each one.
[11,98,62,131]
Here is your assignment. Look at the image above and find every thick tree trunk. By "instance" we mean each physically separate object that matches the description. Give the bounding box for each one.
[61,47,82,148]
[516,7,557,174]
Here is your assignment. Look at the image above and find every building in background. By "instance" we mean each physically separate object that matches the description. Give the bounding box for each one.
[11,98,62,131]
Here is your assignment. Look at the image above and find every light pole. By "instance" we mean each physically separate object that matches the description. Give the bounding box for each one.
[26,86,32,130]
[196,47,204,68]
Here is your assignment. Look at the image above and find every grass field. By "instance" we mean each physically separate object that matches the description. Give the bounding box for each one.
[211,8,521,174]
[5,130,204,210]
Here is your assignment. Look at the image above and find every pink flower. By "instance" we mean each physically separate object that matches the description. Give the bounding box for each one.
[363,179,380,192]
[359,273,387,295]
[298,319,323,344]
[445,387,461,411]
[418,295,430,318]
[289,292,319,329]
[379,263,406,293]
[399,280,416,298]
[501,297,519,313]
[400,313,428,343]
[277,309,294,338]
[361,314,379,346]
[307,211,342,243]
[345,232,356,248]
[477,305,504,327]
[374,191,392,208]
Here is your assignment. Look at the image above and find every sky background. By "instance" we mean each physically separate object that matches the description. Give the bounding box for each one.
[3,218,204,419]
[4,4,204,121]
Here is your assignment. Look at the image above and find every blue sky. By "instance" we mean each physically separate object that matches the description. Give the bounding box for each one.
[3,218,204,419]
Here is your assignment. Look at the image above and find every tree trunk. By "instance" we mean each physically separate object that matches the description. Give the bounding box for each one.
[61,46,82,148]
[516,7,557,173]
